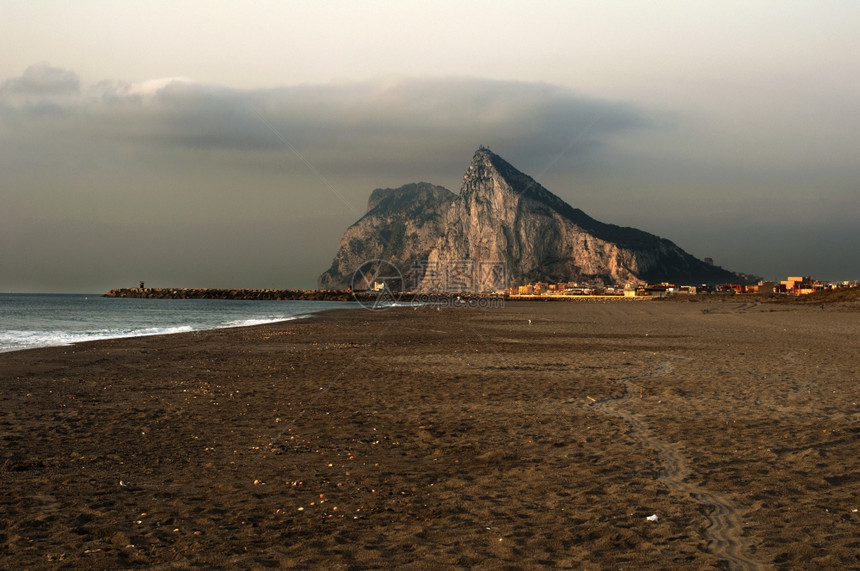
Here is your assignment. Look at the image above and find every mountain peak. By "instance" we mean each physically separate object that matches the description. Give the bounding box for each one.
[459,148,545,220]
[466,147,534,190]
[463,147,590,227]
[473,145,494,160]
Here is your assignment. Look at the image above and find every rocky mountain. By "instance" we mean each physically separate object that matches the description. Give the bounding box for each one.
[318,182,456,290]
[320,148,754,291]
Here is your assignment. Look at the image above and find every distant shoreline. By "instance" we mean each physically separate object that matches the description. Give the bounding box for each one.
[103,286,860,306]
[104,287,507,304]
[103,287,638,303]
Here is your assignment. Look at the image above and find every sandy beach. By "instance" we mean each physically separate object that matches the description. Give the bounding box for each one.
[1,298,858,569]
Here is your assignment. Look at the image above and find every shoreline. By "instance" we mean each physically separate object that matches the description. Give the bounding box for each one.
[2,302,858,568]
[0,297,361,356]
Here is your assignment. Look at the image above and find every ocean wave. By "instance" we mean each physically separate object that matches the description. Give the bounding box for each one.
[0,296,349,354]
[217,316,301,329]
[0,326,194,353]
[0,318,312,353]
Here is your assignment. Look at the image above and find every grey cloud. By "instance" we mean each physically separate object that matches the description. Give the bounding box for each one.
[1,62,80,95]
[0,64,82,119]
[256,78,651,166]
[2,69,650,167]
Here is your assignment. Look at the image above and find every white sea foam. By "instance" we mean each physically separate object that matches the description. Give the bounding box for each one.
[0,318,302,352]
[0,326,195,353]
[217,316,300,329]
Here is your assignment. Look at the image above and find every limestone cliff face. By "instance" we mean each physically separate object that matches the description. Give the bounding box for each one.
[418,148,749,291]
[321,149,752,291]
[318,182,456,290]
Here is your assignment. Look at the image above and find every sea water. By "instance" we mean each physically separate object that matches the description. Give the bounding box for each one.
[0,293,355,353]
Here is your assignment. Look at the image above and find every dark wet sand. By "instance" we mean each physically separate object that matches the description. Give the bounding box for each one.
[1,300,858,569]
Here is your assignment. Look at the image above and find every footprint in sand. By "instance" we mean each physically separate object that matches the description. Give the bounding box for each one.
[591,359,768,570]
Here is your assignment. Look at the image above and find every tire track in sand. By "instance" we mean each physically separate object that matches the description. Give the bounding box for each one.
[591,360,768,570]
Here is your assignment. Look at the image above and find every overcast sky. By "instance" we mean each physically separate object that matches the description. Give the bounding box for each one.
[2,1,858,292]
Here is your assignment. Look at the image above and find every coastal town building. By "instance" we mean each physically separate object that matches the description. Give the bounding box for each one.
[780,276,816,295]
[503,276,856,299]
